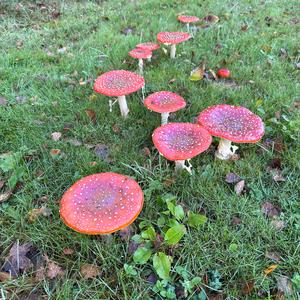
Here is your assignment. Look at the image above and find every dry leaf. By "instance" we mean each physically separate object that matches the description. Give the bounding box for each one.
[241,24,248,31]
[190,63,205,81]
[0,271,13,282]
[62,248,74,255]
[65,138,82,147]
[231,216,242,226]
[234,180,245,196]
[50,149,61,156]
[80,264,101,279]
[28,207,52,222]
[0,190,12,203]
[85,109,96,124]
[0,97,7,106]
[270,220,285,231]
[265,251,281,262]
[264,264,278,276]
[203,14,220,24]
[45,256,64,279]
[242,280,254,294]
[94,144,110,162]
[141,147,151,157]
[277,275,293,297]
[0,180,4,190]
[225,172,241,184]
[51,132,62,141]
[261,201,281,218]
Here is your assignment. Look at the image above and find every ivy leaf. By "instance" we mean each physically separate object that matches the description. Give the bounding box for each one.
[187,212,207,228]
[133,247,152,264]
[164,224,186,245]
[153,252,171,280]
[141,226,156,241]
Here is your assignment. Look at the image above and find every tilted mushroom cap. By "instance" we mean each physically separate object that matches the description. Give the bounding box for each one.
[94,70,145,97]
[197,104,265,143]
[152,123,212,161]
[144,91,186,113]
[157,32,191,45]
[129,48,152,59]
[177,15,200,23]
[60,173,144,235]
[136,42,160,51]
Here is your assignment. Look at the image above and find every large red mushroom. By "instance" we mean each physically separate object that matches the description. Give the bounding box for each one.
[128,48,152,74]
[60,173,144,235]
[157,32,190,59]
[152,123,212,173]
[197,104,264,160]
[144,91,186,124]
[94,70,144,118]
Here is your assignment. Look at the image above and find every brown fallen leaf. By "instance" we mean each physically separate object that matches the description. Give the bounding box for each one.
[231,216,242,226]
[0,271,13,282]
[265,251,281,262]
[261,201,281,218]
[62,248,74,255]
[119,226,133,240]
[277,275,293,297]
[270,220,285,231]
[242,280,254,295]
[271,169,285,182]
[0,190,12,203]
[203,14,220,24]
[80,264,101,279]
[28,207,52,222]
[94,144,110,162]
[50,149,61,157]
[51,132,62,141]
[264,264,278,276]
[234,180,245,196]
[241,24,248,31]
[141,147,151,157]
[112,124,121,134]
[121,27,134,35]
[44,256,64,279]
[65,138,82,147]
[85,109,96,124]
[0,97,7,106]
[225,172,241,184]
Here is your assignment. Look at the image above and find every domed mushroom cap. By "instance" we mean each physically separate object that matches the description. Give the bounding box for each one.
[152,123,212,161]
[129,48,152,59]
[157,32,191,45]
[94,70,145,97]
[177,15,200,23]
[197,104,265,143]
[136,42,160,51]
[144,91,186,113]
[60,173,144,235]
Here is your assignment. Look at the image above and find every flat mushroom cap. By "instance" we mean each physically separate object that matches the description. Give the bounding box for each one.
[60,173,144,235]
[152,123,212,161]
[144,91,186,113]
[157,32,191,45]
[129,48,152,59]
[136,42,160,51]
[177,15,200,23]
[197,104,265,143]
[94,70,145,97]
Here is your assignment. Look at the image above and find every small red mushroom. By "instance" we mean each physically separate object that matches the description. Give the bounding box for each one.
[157,32,190,59]
[217,69,231,78]
[144,91,186,124]
[60,172,144,235]
[94,70,144,118]
[136,42,160,62]
[197,104,264,160]
[128,48,152,74]
[177,15,200,31]
[152,123,212,173]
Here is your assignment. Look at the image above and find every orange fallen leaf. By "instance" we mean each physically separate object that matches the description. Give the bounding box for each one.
[50,149,61,156]
[264,264,278,275]
[85,109,96,124]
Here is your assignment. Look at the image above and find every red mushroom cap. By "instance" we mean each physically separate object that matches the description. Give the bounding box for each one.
[144,91,186,113]
[94,70,145,97]
[217,69,231,78]
[152,123,212,161]
[129,48,152,59]
[136,42,160,51]
[177,15,200,23]
[60,173,144,235]
[197,104,265,143]
[157,32,191,45]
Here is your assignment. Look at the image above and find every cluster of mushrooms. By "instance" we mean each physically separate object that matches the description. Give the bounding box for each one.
[60,16,265,236]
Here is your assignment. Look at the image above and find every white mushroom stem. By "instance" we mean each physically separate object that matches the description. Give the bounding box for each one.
[175,159,192,174]
[161,112,170,125]
[117,95,129,118]
[186,23,190,31]
[138,58,143,74]
[215,138,239,160]
[170,44,176,59]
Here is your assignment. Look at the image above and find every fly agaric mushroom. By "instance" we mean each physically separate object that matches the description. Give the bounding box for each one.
[197,104,264,160]
[60,172,144,235]
[144,91,186,124]
[152,123,212,173]
[128,48,152,74]
[94,70,144,118]
[136,42,160,62]
[217,68,230,78]
[177,15,200,31]
[157,32,190,59]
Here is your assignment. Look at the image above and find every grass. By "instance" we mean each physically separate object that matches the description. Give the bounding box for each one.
[0,0,299,299]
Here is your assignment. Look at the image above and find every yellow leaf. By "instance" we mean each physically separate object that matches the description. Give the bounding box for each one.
[264,264,278,275]
[190,64,205,81]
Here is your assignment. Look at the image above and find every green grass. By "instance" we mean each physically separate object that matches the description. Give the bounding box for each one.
[0,0,299,299]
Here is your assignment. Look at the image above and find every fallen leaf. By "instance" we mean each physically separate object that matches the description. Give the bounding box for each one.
[16,96,27,104]
[279,48,287,59]
[241,24,248,31]
[121,27,134,35]
[0,97,7,106]
[45,256,64,279]
[168,78,176,84]
[296,63,300,70]
[225,172,241,184]
[85,109,96,124]
[50,149,61,157]
[112,124,121,134]
[94,144,110,162]
[231,216,242,226]
[242,280,254,294]
[272,169,286,182]
[163,178,176,187]
[119,226,133,240]
[234,180,245,196]
[265,251,281,262]
[0,271,13,282]
[213,43,222,54]
[51,132,62,141]
[190,63,205,81]
[141,147,151,157]
[277,275,293,297]
[208,69,218,80]
[0,180,4,190]
[203,14,219,24]
[264,264,278,276]
[0,190,12,203]
[89,161,97,166]
[270,220,285,231]
[80,264,101,279]
[28,207,52,222]
[261,202,281,218]
[65,138,82,147]
[62,248,74,255]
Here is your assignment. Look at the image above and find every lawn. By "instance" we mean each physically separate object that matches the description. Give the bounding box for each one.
[0,0,299,299]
